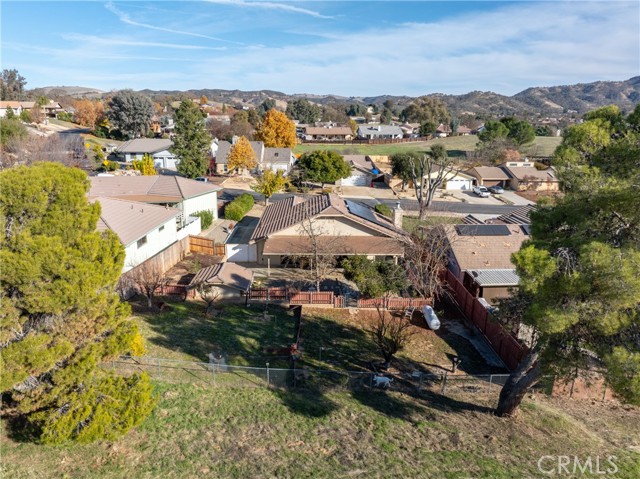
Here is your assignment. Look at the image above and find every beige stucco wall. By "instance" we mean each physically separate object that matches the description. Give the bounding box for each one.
[273,216,383,237]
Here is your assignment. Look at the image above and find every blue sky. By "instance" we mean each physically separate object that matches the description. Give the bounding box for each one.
[1,1,639,96]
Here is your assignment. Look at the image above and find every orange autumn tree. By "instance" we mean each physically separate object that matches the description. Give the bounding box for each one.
[254,108,296,148]
[226,136,257,176]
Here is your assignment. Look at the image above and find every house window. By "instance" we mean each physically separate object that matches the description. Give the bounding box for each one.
[159,225,165,232]
[137,236,147,248]
[274,152,279,157]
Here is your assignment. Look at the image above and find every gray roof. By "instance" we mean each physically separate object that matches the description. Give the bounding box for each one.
[465,166,510,180]
[468,269,520,287]
[496,205,535,225]
[357,125,403,137]
[117,139,173,154]
[88,175,220,203]
[263,148,293,165]
[343,155,377,174]
[215,140,264,164]
[93,197,179,246]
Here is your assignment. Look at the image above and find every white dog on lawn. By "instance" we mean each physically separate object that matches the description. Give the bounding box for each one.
[372,375,393,389]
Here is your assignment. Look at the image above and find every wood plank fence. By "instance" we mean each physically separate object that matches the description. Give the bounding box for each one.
[442,269,528,370]
[189,235,225,256]
[356,297,433,310]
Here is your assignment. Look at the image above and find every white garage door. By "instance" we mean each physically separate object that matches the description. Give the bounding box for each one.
[445,179,472,190]
[226,244,257,262]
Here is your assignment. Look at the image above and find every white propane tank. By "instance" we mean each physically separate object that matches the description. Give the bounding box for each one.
[421,305,440,330]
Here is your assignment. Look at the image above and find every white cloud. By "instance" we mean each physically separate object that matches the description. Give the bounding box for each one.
[204,0,334,19]
[61,34,228,51]
[104,2,244,45]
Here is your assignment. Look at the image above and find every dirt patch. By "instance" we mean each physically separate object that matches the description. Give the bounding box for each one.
[516,190,564,203]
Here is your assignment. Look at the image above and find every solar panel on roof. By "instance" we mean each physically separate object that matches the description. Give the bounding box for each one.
[345,200,394,230]
[520,224,532,235]
[455,224,511,236]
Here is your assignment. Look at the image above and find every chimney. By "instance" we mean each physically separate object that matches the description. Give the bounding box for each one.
[393,201,403,230]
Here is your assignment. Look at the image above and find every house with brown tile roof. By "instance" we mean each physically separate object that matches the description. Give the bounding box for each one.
[304,126,353,140]
[501,166,560,191]
[465,166,510,188]
[445,223,529,303]
[92,197,181,272]
[248,194,406,265]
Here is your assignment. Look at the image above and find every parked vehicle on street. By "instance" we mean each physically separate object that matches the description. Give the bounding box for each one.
[195,177,209,182]
[472,185,491,198]
[488,185,504,194]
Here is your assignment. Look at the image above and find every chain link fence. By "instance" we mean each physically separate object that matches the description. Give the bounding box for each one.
[105,356,531,400]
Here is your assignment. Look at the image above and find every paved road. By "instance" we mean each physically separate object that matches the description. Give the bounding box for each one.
[220,188,520,215]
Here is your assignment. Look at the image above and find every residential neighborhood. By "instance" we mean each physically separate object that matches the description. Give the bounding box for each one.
[1,2,639,478]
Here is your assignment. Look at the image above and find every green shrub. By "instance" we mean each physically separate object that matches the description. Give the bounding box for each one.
[342,256,408,298]
[57,112,73,122]
[375,203,392,217]
[224,193,254,221]
[192,210,214,229]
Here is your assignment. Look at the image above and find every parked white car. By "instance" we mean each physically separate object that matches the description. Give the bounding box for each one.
[472,185,491,198]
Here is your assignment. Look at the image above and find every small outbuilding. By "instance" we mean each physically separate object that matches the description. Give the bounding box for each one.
[188,262,254,299]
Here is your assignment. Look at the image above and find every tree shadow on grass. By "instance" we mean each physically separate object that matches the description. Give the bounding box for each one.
[139,299,298,366]
[273,386,338,418]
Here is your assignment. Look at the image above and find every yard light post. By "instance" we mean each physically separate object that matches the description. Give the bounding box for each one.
[266,362,270,386]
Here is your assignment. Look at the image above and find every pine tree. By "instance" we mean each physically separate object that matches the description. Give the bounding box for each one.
[0,163,154,443]
[174,100,212,178]
[254,109,296,148]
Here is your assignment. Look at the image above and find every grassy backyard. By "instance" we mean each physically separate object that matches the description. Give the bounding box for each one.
[3,381,639,479]
[132,300,298,367]
[3,298,639,478]
[293,135,562,158]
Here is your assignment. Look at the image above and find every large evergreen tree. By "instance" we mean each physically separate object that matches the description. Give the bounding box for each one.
[106,90,153,139]
[496,105,640,417]
[0,163,154,443]
[174,99,212,178]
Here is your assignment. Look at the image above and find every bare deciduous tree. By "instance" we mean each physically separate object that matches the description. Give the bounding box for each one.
[402,225,452,300]
[409,144,461,219]
[295,204,348,291]
[4,133,90,169]
[196,283,222,312]
[370,306,415,369]
[129,261,168,309]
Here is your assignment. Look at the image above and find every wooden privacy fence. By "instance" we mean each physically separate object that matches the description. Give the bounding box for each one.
[155,284,188,296]
[443,269,528,370]
[356,297,433,310]
[248,287,289,301]
[290,291,334,305]
[189,235,225,256]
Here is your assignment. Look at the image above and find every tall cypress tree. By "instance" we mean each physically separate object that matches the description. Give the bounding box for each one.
[174,100,212,178]
[0,163,154,443]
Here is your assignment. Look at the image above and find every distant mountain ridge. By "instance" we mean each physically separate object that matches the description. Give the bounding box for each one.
[35,77,640,117]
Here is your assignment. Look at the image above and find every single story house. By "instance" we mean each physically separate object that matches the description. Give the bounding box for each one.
[445,223,530,303]
[340,155,382,186]
[398,123,420,137]
[457,125,473,135]
[0,101,25,117]
[465,166,511,188]
[88,175,221,230]
[304,126,353,141]
[116,138,178,170]
[249,194,406,266]
[426,168,475,190]
[501,166,560,191]
[435,123,452,138]
[188,262,254,299]
[214,139,294,174]
[499,160,535,168]
[93,197,180,272]
[357,124,403,139]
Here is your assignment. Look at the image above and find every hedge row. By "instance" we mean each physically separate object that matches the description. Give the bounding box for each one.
[224,193,254,221]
